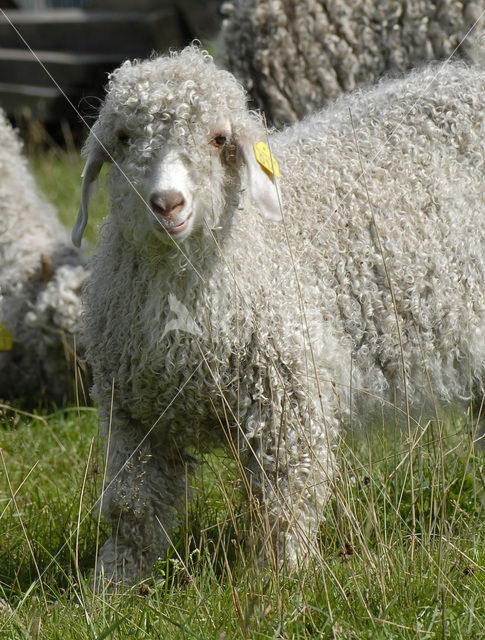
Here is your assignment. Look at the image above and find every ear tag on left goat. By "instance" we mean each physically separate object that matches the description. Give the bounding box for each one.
[0,324,13,351]
[253,142,280,179]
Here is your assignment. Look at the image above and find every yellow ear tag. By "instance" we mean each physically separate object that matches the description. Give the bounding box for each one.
[253,141,280,179]
[0,323,12,351]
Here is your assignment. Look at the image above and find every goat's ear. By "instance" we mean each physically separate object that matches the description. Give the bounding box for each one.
[237,137,283,221]
[72,142,108,247]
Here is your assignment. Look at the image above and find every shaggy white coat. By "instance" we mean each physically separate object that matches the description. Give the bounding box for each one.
[220,0,485,127]
[75,47,485,585]
[0,109,87,403]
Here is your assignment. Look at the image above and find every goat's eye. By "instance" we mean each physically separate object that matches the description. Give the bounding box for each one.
[211,134,228,148]
[117,130,130,146]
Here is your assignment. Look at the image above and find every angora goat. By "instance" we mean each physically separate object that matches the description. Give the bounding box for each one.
[74,47,485,586]
[0,109,87,404]
[220,0,485,127]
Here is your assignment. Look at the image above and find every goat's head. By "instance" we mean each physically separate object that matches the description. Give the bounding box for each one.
[72,46,282,249]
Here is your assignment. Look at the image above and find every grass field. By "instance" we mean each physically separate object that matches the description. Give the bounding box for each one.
[0,149,484,639]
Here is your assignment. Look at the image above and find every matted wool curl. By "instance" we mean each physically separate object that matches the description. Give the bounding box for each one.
[219,0,485,127]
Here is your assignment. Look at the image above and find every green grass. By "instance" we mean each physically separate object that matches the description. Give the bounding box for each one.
[0,402,483,639]
[0,146,483,638]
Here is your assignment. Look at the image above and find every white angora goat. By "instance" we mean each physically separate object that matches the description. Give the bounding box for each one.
[220,0,485,127]
[74,47,485,586]
[0,108,87,404]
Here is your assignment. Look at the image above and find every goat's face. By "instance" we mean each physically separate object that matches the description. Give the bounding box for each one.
[72,47,282,249]
[139,118,237,243]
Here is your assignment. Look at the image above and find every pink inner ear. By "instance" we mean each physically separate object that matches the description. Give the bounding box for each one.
[237,137,283,222]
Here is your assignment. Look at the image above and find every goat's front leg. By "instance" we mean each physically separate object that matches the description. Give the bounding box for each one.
[241,392,337,569]
[94,414,190,589]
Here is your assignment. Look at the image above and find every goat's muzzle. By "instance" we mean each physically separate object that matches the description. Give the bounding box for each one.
[149,190,190,234]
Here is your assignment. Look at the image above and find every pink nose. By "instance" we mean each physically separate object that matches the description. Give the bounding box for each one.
[149,190,185,220]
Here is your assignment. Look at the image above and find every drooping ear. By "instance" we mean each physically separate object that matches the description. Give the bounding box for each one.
[72,141,108,247]
[237,137,283,221]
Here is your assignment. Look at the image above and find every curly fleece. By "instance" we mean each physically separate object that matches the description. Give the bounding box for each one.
[79,47,485,585]
[219,0,485,127]
[0,109,87,404]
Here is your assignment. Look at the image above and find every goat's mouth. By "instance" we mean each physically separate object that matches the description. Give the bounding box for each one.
[165,212,192,235]
[154,211,192,236]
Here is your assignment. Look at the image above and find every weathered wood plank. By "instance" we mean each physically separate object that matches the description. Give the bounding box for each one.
[0,8,190,54]
[0,48,122,87]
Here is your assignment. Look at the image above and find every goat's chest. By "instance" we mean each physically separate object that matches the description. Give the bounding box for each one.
[113,273,252,438]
